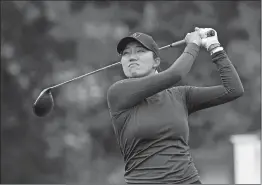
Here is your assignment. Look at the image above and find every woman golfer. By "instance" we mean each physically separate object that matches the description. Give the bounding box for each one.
[107,27,244,184]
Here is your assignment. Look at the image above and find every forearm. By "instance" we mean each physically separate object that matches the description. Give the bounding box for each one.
[212,50,244,96]
[108,43,200,112]
[185,50,244,114]
[170,43,199,78]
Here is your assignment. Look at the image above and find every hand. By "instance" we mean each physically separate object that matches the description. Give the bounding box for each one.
[195,27,220,51]
[184,31,202,46]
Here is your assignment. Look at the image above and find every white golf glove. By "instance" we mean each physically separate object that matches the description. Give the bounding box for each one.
[195,27,220,51]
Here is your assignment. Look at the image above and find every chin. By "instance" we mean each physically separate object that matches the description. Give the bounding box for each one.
[128,71,148,78]
[124,68,153,78]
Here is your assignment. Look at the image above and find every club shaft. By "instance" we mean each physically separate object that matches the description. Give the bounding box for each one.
[49,39,187,90]
[49,62,122,89]
[159,40,186,50]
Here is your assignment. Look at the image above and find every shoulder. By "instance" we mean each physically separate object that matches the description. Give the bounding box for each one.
[107,80,134,118]
[165,86,185,102]
[107,79,130,114]
[107,79,128,98]
[170,85,197,94]
[168,86,189,95]
[167,85,196,102]
[108,79,127,89]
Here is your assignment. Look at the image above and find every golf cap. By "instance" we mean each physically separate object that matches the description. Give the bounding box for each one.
[117,32,160,57]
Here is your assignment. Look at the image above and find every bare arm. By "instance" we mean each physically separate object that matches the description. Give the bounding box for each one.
[177,50,244,115]
[107,43,200,113]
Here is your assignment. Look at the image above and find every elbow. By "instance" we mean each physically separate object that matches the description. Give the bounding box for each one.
[224,84,244,101]
[234,90,244,99]
[237,88,244,98]
[174,69,187,80]
[237,83,245,97]
[167,68,183,83]
[235,77,245,97]
[232,85,244,99]
[179,73,186,80]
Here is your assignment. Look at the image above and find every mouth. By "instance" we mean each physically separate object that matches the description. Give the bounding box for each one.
[128,63,139,67]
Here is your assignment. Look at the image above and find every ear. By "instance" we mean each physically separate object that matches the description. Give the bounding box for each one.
[153,57,161,69]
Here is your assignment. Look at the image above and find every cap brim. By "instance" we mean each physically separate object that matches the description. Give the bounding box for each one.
[117,37,147,55]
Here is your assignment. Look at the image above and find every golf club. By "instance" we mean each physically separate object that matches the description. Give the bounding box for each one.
[33,30,215,117]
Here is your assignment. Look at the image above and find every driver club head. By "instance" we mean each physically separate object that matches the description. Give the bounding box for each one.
[33,88,54,117]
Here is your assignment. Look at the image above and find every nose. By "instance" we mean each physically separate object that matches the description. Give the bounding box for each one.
[129,53,138,62]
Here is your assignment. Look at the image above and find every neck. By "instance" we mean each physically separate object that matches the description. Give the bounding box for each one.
[128,69,159,79]
[148,69,158,76]
[148,70,163,98]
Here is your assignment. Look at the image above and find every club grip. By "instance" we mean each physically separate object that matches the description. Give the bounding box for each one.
[159,29,216,50]
[207,30,215,37]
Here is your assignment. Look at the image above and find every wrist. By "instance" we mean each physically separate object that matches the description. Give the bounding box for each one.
[210,46,224,55]
[184,43,200,59]
[185,43,200,53]
[207,43,220,51]
[190,40,201,46]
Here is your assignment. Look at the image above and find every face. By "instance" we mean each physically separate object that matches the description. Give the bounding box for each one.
[120,41,160,78]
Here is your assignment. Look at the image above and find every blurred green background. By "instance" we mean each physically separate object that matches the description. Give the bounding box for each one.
[1,1,261,184]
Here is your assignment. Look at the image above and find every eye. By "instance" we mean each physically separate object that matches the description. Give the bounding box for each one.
[137,48,146,53]
[122,51,129,56]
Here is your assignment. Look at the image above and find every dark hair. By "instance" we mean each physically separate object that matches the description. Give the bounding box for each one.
[152,52,162,72]
[153,52,159,59]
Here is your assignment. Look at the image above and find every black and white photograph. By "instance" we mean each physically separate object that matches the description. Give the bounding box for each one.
[1,1,261,184]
